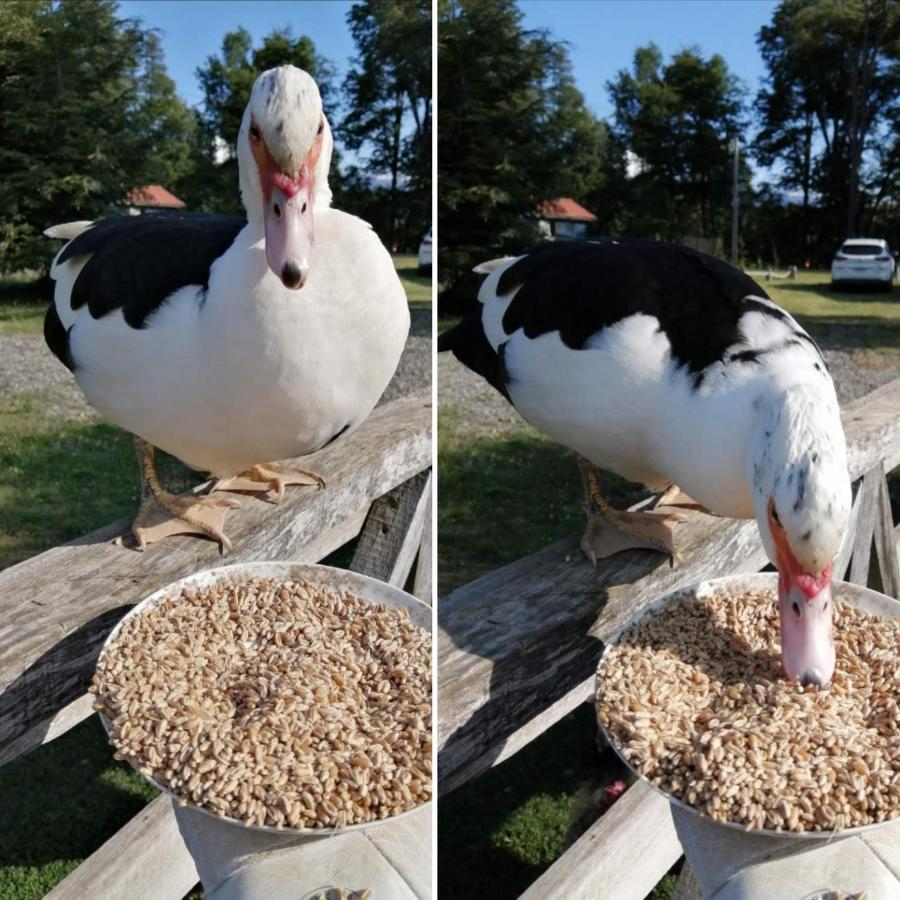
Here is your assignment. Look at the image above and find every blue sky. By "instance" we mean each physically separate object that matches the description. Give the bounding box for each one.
[120,1,358,110]
[519,0,779,122]
[121,0,781,182]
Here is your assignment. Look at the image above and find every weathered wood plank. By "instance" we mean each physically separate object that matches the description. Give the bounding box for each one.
[872,471,900,599]
[351,470,432,589]
[439,380,900,795]
[0,392,430,766]
[849,467,881,587]
[45,794,197,900]
[412,487,433,605]
[517,781,681,900]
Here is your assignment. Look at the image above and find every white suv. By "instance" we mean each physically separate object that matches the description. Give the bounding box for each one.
[831,238,895,292]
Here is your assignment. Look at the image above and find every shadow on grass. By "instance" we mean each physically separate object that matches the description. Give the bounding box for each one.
[796,316,900,354]
[437,705,630,900]
[0,395,199,569]
[0,716,158,898]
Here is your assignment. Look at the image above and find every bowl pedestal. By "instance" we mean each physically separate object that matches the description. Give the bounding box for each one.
[672,805,900,899]
[173,800,431,899]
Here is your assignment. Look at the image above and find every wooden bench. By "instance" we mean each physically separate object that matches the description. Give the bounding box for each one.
[438,378,900,899]
[0,389,432,899]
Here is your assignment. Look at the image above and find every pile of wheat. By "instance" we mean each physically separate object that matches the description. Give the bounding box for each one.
[93,576,431,829]
[595,588,899,832]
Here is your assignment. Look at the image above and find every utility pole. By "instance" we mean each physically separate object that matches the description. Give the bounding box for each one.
[731,137,740,267]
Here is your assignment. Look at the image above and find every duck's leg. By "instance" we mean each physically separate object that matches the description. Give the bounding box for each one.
[128,437,241,552]
[212,462,325,504]
[577,458,686,566]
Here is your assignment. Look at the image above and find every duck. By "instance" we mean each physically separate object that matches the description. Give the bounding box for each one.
[43,65,410,552]
[438,237,851,686]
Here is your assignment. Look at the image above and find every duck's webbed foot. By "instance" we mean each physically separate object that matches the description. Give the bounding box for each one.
[124,437,240,552]
[654,483,711,514]
[577,458,686,566]
[213,462,325,504]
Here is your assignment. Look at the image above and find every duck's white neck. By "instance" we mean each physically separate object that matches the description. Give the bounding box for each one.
[747,381,850,573]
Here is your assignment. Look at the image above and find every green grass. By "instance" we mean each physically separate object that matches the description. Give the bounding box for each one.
[394,252,432,305]
[0,716,160,900]
[764,271,900,357]
[0,393,198,569]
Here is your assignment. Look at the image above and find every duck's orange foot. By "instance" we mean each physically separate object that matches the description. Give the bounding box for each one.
[121,491,241,553]
[213,463,325,504]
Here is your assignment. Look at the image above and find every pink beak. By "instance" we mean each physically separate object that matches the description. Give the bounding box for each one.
[777,557,835,686]
[264,170,314,290]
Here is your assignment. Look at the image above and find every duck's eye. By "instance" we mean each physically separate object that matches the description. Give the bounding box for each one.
[249,125,261,143]
[317,120,324,136]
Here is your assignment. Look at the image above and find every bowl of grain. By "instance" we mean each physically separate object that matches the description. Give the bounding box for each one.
[595,573,899,838]
[92,562,432,836]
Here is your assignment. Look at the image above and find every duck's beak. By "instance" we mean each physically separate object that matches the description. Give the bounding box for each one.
[776,551,835,686]
[264,169,314,290]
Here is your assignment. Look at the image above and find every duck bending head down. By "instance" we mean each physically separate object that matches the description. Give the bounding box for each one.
[238,65,333,290]
[749,383,851,686]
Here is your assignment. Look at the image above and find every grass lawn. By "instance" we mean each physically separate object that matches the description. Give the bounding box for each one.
[0,251,428,897]
[437,269,898,898]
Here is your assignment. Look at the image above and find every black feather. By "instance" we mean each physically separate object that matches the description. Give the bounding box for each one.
[44,302,75,371]
[438,316,510,400]
[494,238,818,378]
[57,213,246,329]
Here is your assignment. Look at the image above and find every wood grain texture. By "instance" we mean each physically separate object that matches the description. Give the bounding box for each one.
[0,391,430,765]
[412,486,433,605]
[45,795,197,900]
[350,470,432,589]
[872,471,900,599]
[849,467,881,588]
[439,379,900,795]
[517,781,681,900]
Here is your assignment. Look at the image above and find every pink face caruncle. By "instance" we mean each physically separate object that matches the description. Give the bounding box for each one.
[768,499,836,686]
[249,117,325,289]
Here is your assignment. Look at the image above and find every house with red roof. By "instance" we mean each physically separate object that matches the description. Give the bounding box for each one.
[534,197,597,240]
[124,185,186,215]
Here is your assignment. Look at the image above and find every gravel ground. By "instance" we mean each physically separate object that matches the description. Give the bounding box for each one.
[0,308,431,420]
[438,345,900,439]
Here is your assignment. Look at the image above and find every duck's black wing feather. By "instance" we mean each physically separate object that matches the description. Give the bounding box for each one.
[496,238,778,375]
[55,213,246,329]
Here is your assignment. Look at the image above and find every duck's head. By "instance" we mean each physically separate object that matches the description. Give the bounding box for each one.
[237,65,333,290]
[750,384,851,686]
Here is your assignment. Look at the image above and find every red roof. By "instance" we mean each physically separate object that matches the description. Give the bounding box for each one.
[126,185,186,209]
[535,197,597,222]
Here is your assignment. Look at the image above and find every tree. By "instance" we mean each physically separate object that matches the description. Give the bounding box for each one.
[0,1,195,273]
[341,0,432,251]
[189,27,335,216]
[438,0,607,302]
[756,0,900,242]
[604,44,748,244]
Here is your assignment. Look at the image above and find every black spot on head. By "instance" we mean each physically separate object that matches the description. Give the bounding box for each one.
[787,471,794,485]
[277,120,284,134]
[812,452,819,463]
[802,530,812,542]
[793,467,807,512]
[814,362,822,371]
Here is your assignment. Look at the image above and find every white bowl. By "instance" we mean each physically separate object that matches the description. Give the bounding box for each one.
[96,561,432,836]
[595,572,899,841]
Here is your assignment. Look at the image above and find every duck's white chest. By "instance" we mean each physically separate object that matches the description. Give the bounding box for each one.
[71,217,409,475]
[500,314,758,517]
